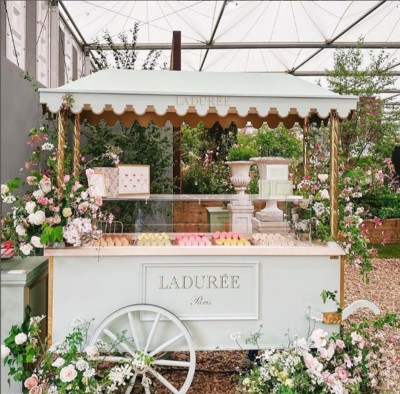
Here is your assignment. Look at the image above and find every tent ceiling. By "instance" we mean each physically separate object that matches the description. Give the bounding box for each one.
[60,1,400,97]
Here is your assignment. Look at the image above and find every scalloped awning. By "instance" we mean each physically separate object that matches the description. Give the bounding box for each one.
[39,70,357,127]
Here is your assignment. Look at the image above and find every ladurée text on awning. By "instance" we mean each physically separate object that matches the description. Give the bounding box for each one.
[175,96,230,107]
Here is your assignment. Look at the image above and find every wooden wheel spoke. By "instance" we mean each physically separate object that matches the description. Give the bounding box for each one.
[124,373,137,394]
[144,385,151,394]
[152,359,191,368]
[149,333,184,357]
[128,312,141,352]
[148,367,180,394]
[104,328,135,357]
[144,313,161,354]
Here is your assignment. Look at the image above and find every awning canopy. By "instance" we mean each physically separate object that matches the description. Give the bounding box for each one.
[39,70,358,128]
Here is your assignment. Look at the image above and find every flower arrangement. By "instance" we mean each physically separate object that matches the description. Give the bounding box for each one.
[238,313,400,394]
[290,125,398,282]
[0,124,115,256]
[1,313,155,393]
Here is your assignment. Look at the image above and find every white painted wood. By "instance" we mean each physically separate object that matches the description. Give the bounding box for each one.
[45,244,345,257]
[342,300,380,320]
[36,1,49,86]
[5,1,26,69]
[141,262,259,320]
[52,254,341,349]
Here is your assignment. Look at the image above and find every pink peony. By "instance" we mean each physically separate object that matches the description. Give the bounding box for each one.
[311,329,328,348]
[24,374,38,389]
[39,176,52,194]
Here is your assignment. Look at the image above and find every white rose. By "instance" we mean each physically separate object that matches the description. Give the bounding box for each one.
[62,207,72,218]
[310,329,328,348]
[15,333,28,345]
[16,224,27,236]
[320,189,330,200]
[85,345,99,359]
[52,357,65,368]
[80,191,88,200]
[317,174,328,183]
[33,189,44,199]
[1,345,11,358]
[1,184,9,197]
[20,244,33,255]
[25,201,36,214]
[31,236,43,248]
[60,364,78,383]
[33,210,46,225]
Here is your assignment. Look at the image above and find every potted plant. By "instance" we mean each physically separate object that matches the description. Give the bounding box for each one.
[225,135,258,198]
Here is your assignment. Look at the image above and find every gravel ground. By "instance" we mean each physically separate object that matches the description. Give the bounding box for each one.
[135,258,400,393]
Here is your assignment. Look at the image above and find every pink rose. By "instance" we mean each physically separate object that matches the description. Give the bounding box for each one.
[39,176,52,194]
[336,339,345,350]
[79,201,89,214]
[63,175,70,182]
[336,367,349,382]
[24,374,38,389]
[322,371,335,386]
[26,176,37,185]
[29,386,42,394]
[37,198,48,205]
[94,196,103,206]
[318,347,328,359]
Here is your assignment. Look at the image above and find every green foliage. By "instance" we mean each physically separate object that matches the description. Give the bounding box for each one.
[182,159,234,194]
[82,120,173,194]
[256,123,302,158]
[227,145,255,161]
[321,289,342,313]
[91,23,166,70]
[361,190,400,219]
[327,38,400,167]
[181,122,238,193]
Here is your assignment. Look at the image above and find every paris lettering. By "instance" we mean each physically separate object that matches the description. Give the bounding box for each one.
[159,274,240,290]
[190,295,212,306]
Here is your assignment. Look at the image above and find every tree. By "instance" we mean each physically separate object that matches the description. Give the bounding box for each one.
[327,39,400,166]
[91,22,166,71]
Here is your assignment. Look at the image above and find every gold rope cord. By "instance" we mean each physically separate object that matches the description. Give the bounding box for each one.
[329,110,339,240]
[57,109,67,188]
[73,113,81,178]
[302,117,310,177]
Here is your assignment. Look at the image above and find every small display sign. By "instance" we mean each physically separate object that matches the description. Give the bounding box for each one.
[141,262,259,320]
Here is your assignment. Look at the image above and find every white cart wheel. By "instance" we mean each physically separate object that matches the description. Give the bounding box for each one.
[89,304,196,394]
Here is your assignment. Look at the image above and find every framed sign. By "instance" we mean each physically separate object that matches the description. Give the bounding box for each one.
[118,165,150,197]
[141,262,259,320]
[87,170,107,197]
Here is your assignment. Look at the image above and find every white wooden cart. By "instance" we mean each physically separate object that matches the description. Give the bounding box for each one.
[46,243,346,393]
[40,70,359,393]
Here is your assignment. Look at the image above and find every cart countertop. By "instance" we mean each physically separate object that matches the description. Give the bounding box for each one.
[44,244,345,257]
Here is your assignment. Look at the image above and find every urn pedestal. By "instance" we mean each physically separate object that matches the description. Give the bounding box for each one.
[250,157,291,233]
[225,161,254,233]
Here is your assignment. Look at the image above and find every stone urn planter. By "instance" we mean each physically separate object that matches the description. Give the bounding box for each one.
[225,161,252,199]
[250,157,292,222]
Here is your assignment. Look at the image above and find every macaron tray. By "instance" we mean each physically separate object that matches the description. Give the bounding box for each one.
[92,232,303,247]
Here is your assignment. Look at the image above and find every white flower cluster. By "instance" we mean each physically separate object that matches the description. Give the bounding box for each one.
[71,317,90,331]
[41,142,54,151]
[108,364,133,390]
[28,210,46,225]
[63,218,93,247]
